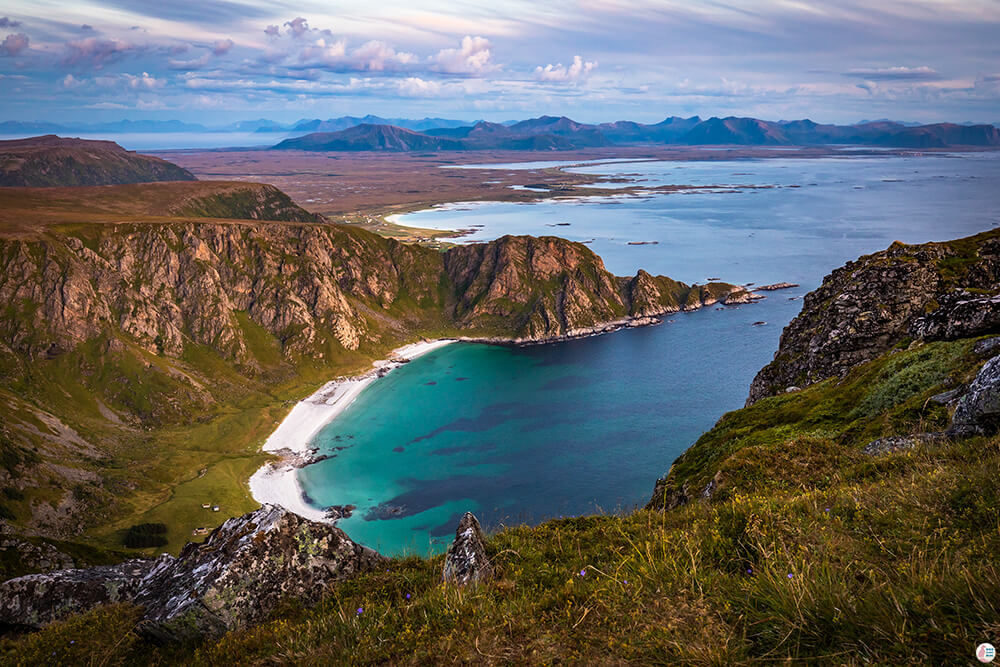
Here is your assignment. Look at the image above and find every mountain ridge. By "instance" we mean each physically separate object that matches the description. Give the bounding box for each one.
[0,136,196,187]
[273,115,1000,151]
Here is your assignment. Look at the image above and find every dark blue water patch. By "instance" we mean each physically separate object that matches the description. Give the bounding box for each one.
[429,441,499,457]
[430,513,466,538]
[542,374,592,391]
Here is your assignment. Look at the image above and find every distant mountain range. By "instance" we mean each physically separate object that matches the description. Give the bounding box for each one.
[0,116,477,135]
[272,115,1000,151]
[3,115,999,141]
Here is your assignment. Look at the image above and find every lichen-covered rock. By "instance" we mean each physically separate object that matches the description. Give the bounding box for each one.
[949,355,1000,436]
[647,472,687,510]
[974,336,1000,357]
[442,512,493,587]
[911,292,1000,341]
[747,232,1000,404]
[0,505,383,640]
[862,433,945,456]
[0,559,155,631]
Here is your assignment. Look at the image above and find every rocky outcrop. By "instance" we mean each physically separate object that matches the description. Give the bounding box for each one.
[442,512,493,587]
[0,505,382,640]
[1,210,752,534]
[748,232,1000,404]
[0,535,77,576]
[862,433,946,456]
[0,135,195,187]
[444,237,749,341]
[168,184,325,223]
[949,355,1000,436]
[910,291,1000,341]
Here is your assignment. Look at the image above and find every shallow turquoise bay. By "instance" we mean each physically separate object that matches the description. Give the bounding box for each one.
[300,152,1000,556]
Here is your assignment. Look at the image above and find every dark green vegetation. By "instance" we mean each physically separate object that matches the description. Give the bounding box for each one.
[4,336,997,664]
[122,523,168,549]
[0,136,195,187]
[0,182,738,554]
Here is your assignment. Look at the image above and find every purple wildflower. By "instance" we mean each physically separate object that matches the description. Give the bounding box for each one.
[579,569,586,577]
[406,593,411,600]
[787,573,794,579]
[356,607,364,615]
[746,568,753,575]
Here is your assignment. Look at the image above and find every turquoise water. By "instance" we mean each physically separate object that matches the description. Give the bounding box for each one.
[300,152,1000,556]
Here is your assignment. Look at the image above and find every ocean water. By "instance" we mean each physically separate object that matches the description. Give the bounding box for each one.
[299,151,1000,556]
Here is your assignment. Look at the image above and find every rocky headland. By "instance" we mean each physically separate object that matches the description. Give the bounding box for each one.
[0,136,196,187]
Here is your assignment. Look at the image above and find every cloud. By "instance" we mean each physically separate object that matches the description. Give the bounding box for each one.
[284,17,310,38]
[264,24,280,37]
[123,71,163,90]
[845,66,941,81]
[397,76,441,97]
[212,39,233,56]
[0,17,20,28]
[535,55,597,82]
[86,101,128,109]
[169,38,235,70]
[61,37,143,68]
[348,40,415,71]
[81,24,94,31]
[293,38,414,72]
[432,36,496,75]
[62,73,83,88]
[0,32,28,56]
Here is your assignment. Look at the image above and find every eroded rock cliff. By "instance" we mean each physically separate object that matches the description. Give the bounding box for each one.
[747,231,1000,404]
[0,218,748,536]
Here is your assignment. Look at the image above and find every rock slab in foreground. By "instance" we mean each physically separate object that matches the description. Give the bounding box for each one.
[0,505,383,641]
[949,355,1000,436]
[442,512,494,587]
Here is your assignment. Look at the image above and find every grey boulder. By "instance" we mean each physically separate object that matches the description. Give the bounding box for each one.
[442,512,494,587]
[0,504,383,641]
[950,355,1000,435]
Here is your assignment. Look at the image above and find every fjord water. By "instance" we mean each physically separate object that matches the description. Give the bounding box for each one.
[300,152,1000,555]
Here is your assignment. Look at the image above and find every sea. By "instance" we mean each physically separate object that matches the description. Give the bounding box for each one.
[293,150,1000,556]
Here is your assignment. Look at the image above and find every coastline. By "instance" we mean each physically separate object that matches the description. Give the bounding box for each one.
[248,339,455,521]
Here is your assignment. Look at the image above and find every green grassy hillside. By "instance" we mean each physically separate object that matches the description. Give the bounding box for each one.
[4,334,997,664]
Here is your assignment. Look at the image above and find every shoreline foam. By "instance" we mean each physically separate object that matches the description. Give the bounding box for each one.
[248,339,455,521]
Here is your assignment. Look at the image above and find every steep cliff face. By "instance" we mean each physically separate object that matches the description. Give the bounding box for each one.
[0,217,749,537]
[445,236,748,341]
[747,231,1000,404]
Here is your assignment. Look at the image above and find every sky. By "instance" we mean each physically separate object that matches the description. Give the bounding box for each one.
[1,0,999,126]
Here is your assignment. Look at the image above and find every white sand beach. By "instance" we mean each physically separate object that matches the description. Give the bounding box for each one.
[248,339,455,520]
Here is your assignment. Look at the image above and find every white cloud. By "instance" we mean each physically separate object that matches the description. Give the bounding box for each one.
[535,55,597,82]
[397,76,441,97]
[432,36,496,75]
[124,71,163,90]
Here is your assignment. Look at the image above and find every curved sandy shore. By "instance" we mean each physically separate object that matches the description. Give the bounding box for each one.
[248,339,455,521]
